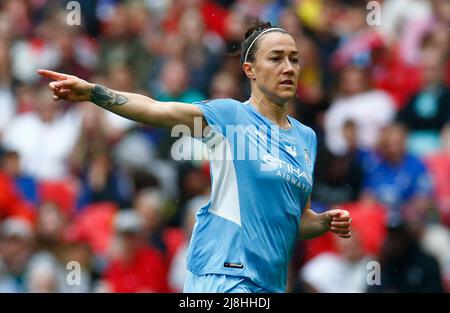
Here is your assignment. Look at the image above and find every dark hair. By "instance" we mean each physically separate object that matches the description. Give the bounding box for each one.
[238,20,286,64]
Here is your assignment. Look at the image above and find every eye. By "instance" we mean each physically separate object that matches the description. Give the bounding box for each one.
[270,57,281,62]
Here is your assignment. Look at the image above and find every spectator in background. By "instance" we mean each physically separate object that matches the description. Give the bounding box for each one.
[112,127,179,200]
[368,224,444,293]
[299,201,387,293]
[77,148,132,211]
[134,188,167,256]
[425,22,450,63]
[386,0,450,67]
[8,5,62,84]
[0,0,33,41]
[324,65,395,156]
[209,70,240,100]
[330,3,385,70]
[278,7,304,40]
[96,1,155,90]
[13,83,41,114]
[221,8,250,100]
[162,0,228,37]
[313,120,364,207]
[369,38,422,109]
[152,58,205,103]
[102,210,169,293]
[0,218,34,292]
[295,35,328,133]
[69,100,112,176]
[1,87,82,181]
[0,149,38,205]
[134,188,186,266]
[295,35,322,106]
[361,123,433,226]
[172,162,210,227]
[149,58,206,158]
[35,201,69,256]
[420,222,450,293]
[298,0,339,92]
[52,26,95,81]
[300,226,371,293]
[0,168,35,223]
[177,8,223,96]
[24,252,62,293]
[397,47,450,157]
[380,0,432,64]
[169,195,209,292]
[102,65,139,141]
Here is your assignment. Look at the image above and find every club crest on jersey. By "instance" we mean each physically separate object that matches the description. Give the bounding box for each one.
[304,148,311,167]
[285,145,297,157]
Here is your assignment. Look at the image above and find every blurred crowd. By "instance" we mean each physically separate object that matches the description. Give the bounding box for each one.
[0,0,449,293]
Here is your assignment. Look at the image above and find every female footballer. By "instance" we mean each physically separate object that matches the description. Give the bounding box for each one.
[38,21,351,293]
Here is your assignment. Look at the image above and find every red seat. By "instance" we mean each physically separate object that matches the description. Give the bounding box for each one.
[65,202,118,257]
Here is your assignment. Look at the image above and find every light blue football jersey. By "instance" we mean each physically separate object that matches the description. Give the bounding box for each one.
[186,98,317,292]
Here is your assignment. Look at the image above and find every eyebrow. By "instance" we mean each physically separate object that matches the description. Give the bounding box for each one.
[268,49,299,55]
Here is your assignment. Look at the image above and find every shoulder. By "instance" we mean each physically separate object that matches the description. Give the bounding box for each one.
[192,98,244,129]
[192,98,244,116]
[193,98,243,108]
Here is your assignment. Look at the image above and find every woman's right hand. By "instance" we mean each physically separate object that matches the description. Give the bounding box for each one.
[37,69,95,102]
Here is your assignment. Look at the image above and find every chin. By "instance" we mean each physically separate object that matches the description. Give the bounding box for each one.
[275,92,295,104]
[262,87,296,106]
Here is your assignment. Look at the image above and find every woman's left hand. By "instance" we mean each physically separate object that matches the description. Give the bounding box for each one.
[324,209,352,238]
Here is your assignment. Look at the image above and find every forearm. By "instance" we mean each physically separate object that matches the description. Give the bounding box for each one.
[89,84,170,128]
[298,210,330,240]
[39,69,202,130]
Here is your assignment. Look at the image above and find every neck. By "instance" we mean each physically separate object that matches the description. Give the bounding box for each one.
[249,91,291,129]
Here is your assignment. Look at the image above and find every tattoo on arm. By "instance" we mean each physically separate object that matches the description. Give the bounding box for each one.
[90,84,128,107]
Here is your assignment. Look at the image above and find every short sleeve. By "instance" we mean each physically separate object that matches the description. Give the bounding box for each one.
[192,99,239,135]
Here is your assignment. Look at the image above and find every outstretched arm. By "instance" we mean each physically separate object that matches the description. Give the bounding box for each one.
[37,69,205,131]
[299,199,352,240]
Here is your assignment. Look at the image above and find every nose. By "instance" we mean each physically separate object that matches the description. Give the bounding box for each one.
[282,57,295,74]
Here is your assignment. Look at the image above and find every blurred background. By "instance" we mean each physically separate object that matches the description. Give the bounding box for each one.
[0,0,449,293]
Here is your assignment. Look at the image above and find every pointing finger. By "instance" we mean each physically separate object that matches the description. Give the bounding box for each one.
[38,69,69,81]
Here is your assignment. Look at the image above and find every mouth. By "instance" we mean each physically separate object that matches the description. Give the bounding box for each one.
[280,79,294,87]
